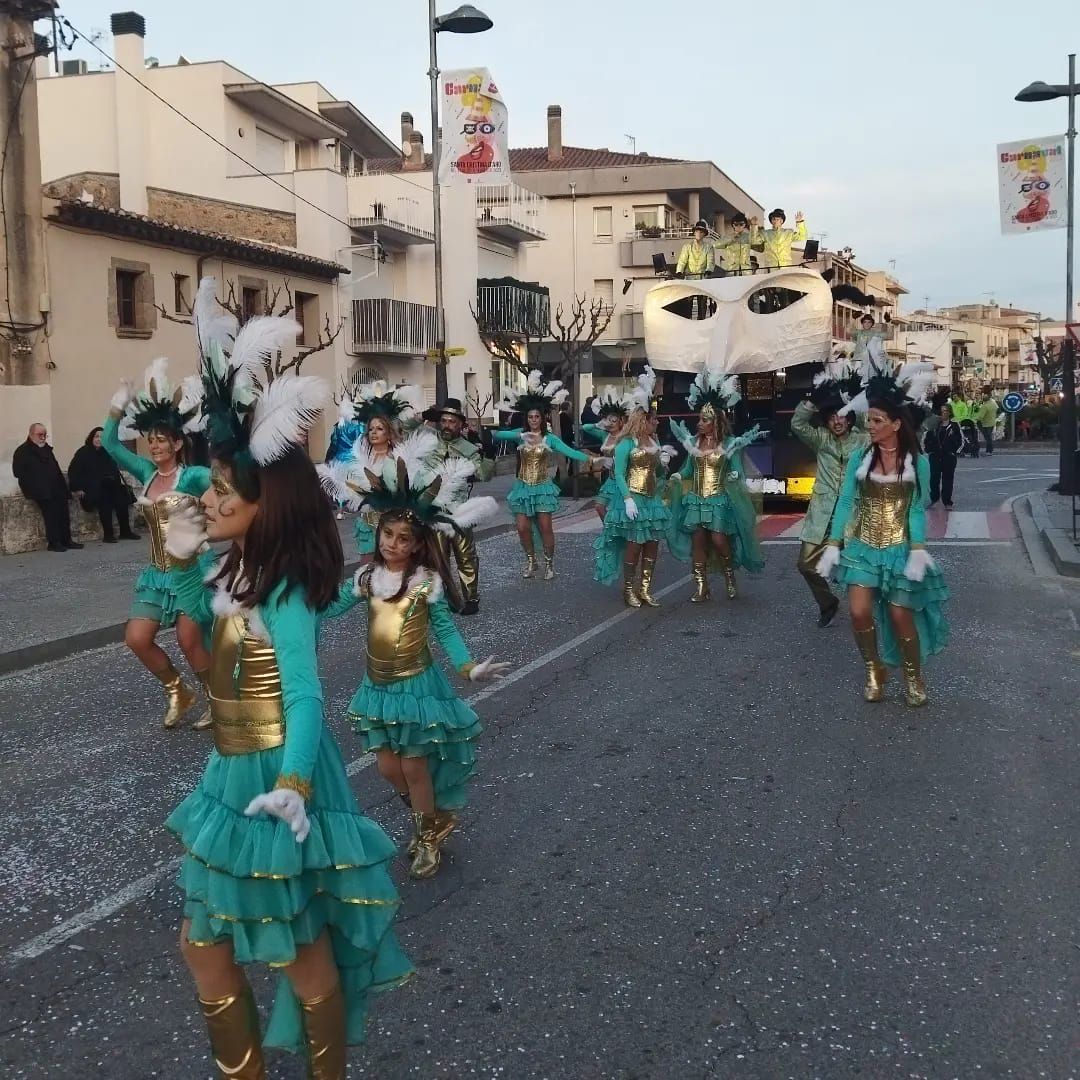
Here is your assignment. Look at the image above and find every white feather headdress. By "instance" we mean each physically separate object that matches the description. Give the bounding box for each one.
[628,365,657,413]
[839,361,938,419]
[500,369,570,415]
[122,357,205,436]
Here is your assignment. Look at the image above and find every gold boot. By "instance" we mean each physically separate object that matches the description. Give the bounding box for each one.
[298,984,346,1080]
[409,812,441,878]
[689,560,710,603]
[522,552,537,579]
[898,635,928,707]
[543,552,555,581]
[192,670,213,732]
[198,984,267,1080]
[721,555,737,600]
[408,809,456,858]
[638,556,661,607]
[153,661,196,730]
[622,561,642,609]
[854,627,888,703]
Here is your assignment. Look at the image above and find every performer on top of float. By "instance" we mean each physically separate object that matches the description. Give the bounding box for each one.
[714,212,757,274]
[752,208,807,268]
[675,220,715,279]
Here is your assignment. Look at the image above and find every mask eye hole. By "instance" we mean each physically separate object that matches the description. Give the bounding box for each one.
[662,295,718,320]
[747,287,808,314]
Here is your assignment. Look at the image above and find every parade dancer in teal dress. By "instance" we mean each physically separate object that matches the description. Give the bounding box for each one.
[593,367,672,608]
[161,300,412,1078]
[103,356,213,730]
[669,362,764,602]
[334,454,505,879]
[818,362,948,707]
[582,386,629,522]
[496,370,597,580]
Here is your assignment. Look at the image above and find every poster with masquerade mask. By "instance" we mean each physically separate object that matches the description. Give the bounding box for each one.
[439,69,509,186]
[997,135,1067,234]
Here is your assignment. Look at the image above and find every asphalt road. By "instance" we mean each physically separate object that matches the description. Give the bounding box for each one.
[1,514,1078,1079]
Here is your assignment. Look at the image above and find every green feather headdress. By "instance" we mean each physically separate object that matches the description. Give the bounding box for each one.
[120,357,204,437]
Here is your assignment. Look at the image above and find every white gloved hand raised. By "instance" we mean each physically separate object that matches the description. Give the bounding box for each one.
[245,788,310,844]
[165,504,208,560]
[110,378,136,414]
[816,544,842,578]
[623,497,639,520]
[903,547,935,582]
[658,444,677,467]
[468,655,511,682]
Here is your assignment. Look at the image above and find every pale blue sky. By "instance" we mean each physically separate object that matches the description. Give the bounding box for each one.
[45,0,1079,318]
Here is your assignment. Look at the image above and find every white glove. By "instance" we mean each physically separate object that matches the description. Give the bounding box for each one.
[468,655,511,682]
[110,378,135,413]
[597,456,614,469]
[658,444,677,467]
[245,788,310,844]
[903,548,935,582]
[165,504,208,560]
[816,544,841,577]
[623,497,639,520]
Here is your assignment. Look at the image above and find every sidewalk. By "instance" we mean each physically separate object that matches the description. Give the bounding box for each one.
[0,471,590,673]
[1023,489,1080,578]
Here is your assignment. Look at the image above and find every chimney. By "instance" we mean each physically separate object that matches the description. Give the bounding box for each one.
[400,111,414,156]
[111,12,148,214]
[547,105,563,162]
[404,130,425,171]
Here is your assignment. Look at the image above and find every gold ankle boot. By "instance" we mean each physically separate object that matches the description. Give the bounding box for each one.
[409,812,441,878]
[154,662,196,729]
[898,635,928,707]
[638,556,661,607]
[853,627,888,703]
[199,984,267,1080]
[543,552,555,581]
[192,670,213,732]
[298,985,346,1080]
[522,553,537,579]
[721,555,737,599]
[622,562,642,608]
[689,561,710,603]
[432,809,459,845]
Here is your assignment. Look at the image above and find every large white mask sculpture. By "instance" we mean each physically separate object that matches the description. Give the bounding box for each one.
[643,268,833,375]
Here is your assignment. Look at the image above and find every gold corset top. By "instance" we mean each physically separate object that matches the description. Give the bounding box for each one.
[208,612,285,755]
[852,478,913,548]
[366,579,436,684]
[517,440,552,485]
[143,490,200,571]
[627,445,658,496]
[692,448,728,498]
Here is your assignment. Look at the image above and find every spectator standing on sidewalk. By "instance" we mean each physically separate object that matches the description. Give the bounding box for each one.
[975,389,998,456]
[11,423,83,552]
[68,427,141,543]
[926,405,964,507]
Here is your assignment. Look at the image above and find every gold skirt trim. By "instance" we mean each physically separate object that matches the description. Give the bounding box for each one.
[210,696,285,755]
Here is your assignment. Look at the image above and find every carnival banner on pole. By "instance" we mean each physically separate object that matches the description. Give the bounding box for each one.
[997,135,1067,234]
[439,69,509,186]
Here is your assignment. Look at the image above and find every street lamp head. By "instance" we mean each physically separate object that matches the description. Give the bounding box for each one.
[434,4,494,33]
[1015,80,1065,102]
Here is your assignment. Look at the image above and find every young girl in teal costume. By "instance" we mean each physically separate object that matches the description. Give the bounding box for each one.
[103,356,213,730]
[818,362,949,708]
[495,370,596,580]
[582,386,629,522]
[668,362,764,602]
[337,456,505,879]
[593,367,673,608]
[162,300,412,1079]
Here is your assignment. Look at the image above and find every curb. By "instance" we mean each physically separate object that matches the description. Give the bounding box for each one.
[1014,492,1080,580]
[0,519,526,677]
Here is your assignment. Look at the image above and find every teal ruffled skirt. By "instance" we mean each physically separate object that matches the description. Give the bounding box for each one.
[348,664,482,811]
[593,491,671,585]
[130,564,182,626]
[165,729,413,1053]
[671,490,765,574]
[507,478,560,517]
[837,539,950,665]
[354,516,376,557]
[594,476,618,508]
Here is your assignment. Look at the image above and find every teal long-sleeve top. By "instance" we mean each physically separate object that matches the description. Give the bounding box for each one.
[493,429,592,463]
[827,449,930,549]
[101,413,210,496]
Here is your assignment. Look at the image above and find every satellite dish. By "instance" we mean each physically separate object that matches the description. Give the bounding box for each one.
[402,141,412,157]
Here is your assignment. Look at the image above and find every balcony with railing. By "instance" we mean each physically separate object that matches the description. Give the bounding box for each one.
[349,196,434,248]
[352,298,440,357]
[475,278,550,337]
[475,182,547,243]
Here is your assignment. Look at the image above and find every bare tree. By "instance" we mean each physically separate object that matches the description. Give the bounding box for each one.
[465,388,494,424]
[1033,334,1064,394]
[549,295,615,385]
[470,301,539,377]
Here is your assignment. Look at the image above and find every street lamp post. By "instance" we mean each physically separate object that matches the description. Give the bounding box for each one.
[1016,54,1078,494]
[428,3,493,406]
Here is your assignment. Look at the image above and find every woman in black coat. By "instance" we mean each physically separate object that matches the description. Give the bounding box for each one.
[68,427,140,543]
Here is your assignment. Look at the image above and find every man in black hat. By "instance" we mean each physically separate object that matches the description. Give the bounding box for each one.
[675,220,715,279]
[715,212,758,274]
[422,398,485,614]
[754,208,807,268]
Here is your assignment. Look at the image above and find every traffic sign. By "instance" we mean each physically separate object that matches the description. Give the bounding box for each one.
[1051,377,1063,392]
[1001,391,1024,414]
[425,347,468,360]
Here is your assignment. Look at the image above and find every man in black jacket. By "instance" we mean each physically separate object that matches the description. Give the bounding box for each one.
[11,423,83,552]
[925,405,964,508]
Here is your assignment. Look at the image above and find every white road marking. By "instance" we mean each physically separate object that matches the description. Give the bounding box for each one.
[762,539,1011,547]
[4,574,691,968]
[975,473,1056,484]
[944,513,990,539]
